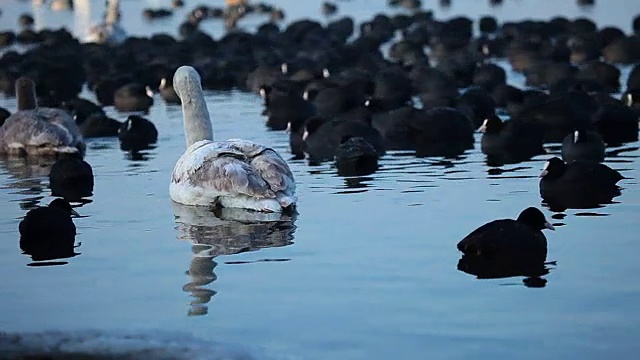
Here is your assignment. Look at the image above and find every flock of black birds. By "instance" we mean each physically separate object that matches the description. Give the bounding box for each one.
[1,0,639,285]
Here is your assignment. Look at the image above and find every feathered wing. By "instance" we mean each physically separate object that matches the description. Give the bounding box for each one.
[250,150,296,192]
[457,219,512,255]
[171,140,276,200]
[250,150,297,207]
[223,139,297,206]
[564,161,623,183]
[0,110,83,155]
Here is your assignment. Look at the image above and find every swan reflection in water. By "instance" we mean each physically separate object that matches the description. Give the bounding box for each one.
[0,157,52,198]
[172,202,298,316]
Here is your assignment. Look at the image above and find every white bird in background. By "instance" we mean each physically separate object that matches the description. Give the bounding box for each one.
[170,66,297,213]
[85,0,127,45]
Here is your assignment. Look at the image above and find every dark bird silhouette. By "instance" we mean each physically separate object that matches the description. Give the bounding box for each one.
[539,157,623,210]
[19,198,79,261]
[335,136,379,176]
[49,157,94,200]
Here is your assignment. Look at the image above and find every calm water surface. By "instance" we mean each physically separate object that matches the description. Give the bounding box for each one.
[1,1,640,359]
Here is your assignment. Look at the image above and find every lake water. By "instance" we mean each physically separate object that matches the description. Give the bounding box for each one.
[1,0,640,359]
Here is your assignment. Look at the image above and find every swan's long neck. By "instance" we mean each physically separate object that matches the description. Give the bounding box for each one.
[182,90,213,147]
[105,0,119,24]
[16,79,37,111]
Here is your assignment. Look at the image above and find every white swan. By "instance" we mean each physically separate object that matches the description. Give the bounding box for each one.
[170,66,297,212]
[0,77,85,157]
[85,0,126,45]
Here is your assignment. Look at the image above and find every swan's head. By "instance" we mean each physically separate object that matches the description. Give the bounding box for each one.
[173,66,203,103]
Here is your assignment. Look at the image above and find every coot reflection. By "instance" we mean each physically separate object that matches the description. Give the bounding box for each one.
[457,254,553,288]
[172,202,297,316]
[19,198,80,263]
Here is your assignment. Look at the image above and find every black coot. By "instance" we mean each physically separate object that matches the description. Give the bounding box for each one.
[539,157,623,210]
[561,129,605,163]
[457,207,554,261]
[479,115,545,166]
[49,157,94,200]
[334,136,379,177]
[118,115,158,151]
[456,207,555,286]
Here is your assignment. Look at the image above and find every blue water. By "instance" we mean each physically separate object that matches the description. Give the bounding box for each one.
[1,0,640,359]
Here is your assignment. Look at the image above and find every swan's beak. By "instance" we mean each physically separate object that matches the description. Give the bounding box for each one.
[478,119,488,133]
[544,221,555,231]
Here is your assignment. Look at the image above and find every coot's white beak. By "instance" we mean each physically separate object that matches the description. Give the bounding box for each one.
[478,119,488,133]
[302,129,309,141]
[544,221,555,231]
[285,122,291,134]
[145,86,154,98]
[302,91,309,101]
[626,93,633,107]
[539,161,550,177]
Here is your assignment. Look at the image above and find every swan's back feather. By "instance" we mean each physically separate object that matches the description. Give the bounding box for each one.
[223,139,296,194]
[172,140,275,200]
[250,150,296,192]
[0,109,84,155]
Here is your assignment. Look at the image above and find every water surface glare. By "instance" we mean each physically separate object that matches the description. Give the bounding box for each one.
[1,0,640,359]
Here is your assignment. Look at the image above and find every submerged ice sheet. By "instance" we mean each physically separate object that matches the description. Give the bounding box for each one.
[0,329,291,360]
